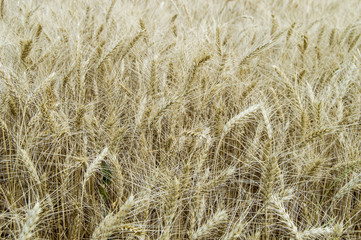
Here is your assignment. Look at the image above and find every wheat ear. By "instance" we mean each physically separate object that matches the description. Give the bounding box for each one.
[222,217,246,240]
[20,39,33,62]
[105,0,116,23]
[184,54,211,94]
[190,209,228,240]
[300,226,333,239]
[270,195,301,239]
[91,195,135,240]
[19,148,41,186]
[18,202,42,240]
[334,172,361,202]
[0,0,4,19]
[161,177,180,240]
[215,104,261,158]
[83,147,109,188]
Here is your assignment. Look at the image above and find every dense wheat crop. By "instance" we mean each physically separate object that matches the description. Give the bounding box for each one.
[1,0,361,239]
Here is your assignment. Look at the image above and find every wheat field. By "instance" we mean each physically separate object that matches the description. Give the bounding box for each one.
[1,0,361,239]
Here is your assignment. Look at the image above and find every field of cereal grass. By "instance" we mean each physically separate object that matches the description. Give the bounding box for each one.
[1,0,361,239]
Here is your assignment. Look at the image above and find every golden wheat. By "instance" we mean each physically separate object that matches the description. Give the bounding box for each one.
[1,0,361,239]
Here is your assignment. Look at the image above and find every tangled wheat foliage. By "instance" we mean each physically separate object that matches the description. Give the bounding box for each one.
[1,0,361,239]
